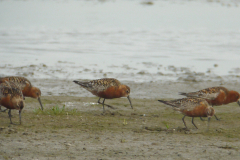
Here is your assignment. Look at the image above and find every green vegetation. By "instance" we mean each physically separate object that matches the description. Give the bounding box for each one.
[33,105,77,115]
[1,96,240,141]
[162,121,169,129]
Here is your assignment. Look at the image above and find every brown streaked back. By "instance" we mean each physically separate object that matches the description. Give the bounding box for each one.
[0,81,22,97]
[0,76,32,91]
[74,78,121,93]
[179,87,228,100]
[158,98,211,113]
[0,81,24,110]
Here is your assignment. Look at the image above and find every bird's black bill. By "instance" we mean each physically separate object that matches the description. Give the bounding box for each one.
[127,96,133,109]
[38,97,44,110]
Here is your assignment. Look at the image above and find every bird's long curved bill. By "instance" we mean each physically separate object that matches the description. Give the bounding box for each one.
[127,96,133,109]
[38,97,44,110]
[237,99,240,107]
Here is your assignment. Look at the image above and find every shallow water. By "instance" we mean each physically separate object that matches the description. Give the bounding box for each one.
[0,0,240,83]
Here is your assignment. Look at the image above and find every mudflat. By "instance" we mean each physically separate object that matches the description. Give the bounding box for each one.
[1,94,240,159]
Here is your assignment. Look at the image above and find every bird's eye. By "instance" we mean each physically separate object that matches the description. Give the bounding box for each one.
[126,90,129,93]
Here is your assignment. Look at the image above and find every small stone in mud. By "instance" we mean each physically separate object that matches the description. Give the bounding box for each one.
[214,64,218,67]
[145,127,165,132]
[83,148,86,151]
[41,64,47,67]
[84,68,91,72]
[141,1,154,5]
[151,143,158,145]
[29,65,37,68]
[0,127,5,131]
[23,132,28,135]
[7,129,17,134]
[137,71,147,75]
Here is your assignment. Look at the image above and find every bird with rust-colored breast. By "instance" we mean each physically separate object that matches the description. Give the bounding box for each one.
[0,76,43,111]
[73,78,133,112]
[179,86,240,120]
[158,98,215,130]
[0,81,25,124]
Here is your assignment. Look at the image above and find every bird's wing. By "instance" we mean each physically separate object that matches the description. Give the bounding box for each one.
[179,87,227,100]
[160,98,208,112]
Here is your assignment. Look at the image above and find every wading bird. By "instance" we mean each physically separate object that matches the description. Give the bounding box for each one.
[73,78,133,112]
[158,98,214,130]
[0,76,43,111]
[179,86,240,120]
[0,81,25,124]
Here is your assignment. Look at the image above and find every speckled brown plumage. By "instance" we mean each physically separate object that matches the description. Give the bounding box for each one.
[0,76,43,110]
[179,86,240,120]
[0,81,25,124]
[0,81,23,99]
[73,78,132,112]
[0,82,23,98]
[179,87,240,106]
[0,76,32,90]
[158,98,214,129]
[74,78,121,94]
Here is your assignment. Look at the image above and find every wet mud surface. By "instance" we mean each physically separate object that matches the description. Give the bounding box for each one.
[1,93,240,159]
[31,78,240,100]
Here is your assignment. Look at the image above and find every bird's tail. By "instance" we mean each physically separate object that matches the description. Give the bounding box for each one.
[179,92,200,97]
[158,100,176,108]
[73,80,81,85]
[73,80,89,88]
[179,92,188,96]
[73,80,83,86]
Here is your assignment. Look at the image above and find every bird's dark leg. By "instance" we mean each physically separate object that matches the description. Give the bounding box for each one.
[8,109,13,124]
[19,110,22,125]
[97,98,115,110]
[207,117,211,131]
[97,97,104,112]
[192,117,198,129]
[102,98,105,112]
[98,98,101,104]
[211,105,220,120]
[182,115,188,129]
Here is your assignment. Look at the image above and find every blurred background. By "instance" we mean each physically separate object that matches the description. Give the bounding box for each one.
[0,0,240,98]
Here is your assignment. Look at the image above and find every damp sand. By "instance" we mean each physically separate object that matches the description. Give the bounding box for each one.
[1,80,240,159]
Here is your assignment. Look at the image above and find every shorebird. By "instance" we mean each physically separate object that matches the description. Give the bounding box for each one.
[0,76,43,111]
[158,98,215,129]
[73,78,133,112]
[179,86,240,120]
[0,81,25,124]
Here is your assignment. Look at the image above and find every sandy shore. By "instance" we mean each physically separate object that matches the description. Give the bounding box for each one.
[31,78,240,99]
[1,80,240,159]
